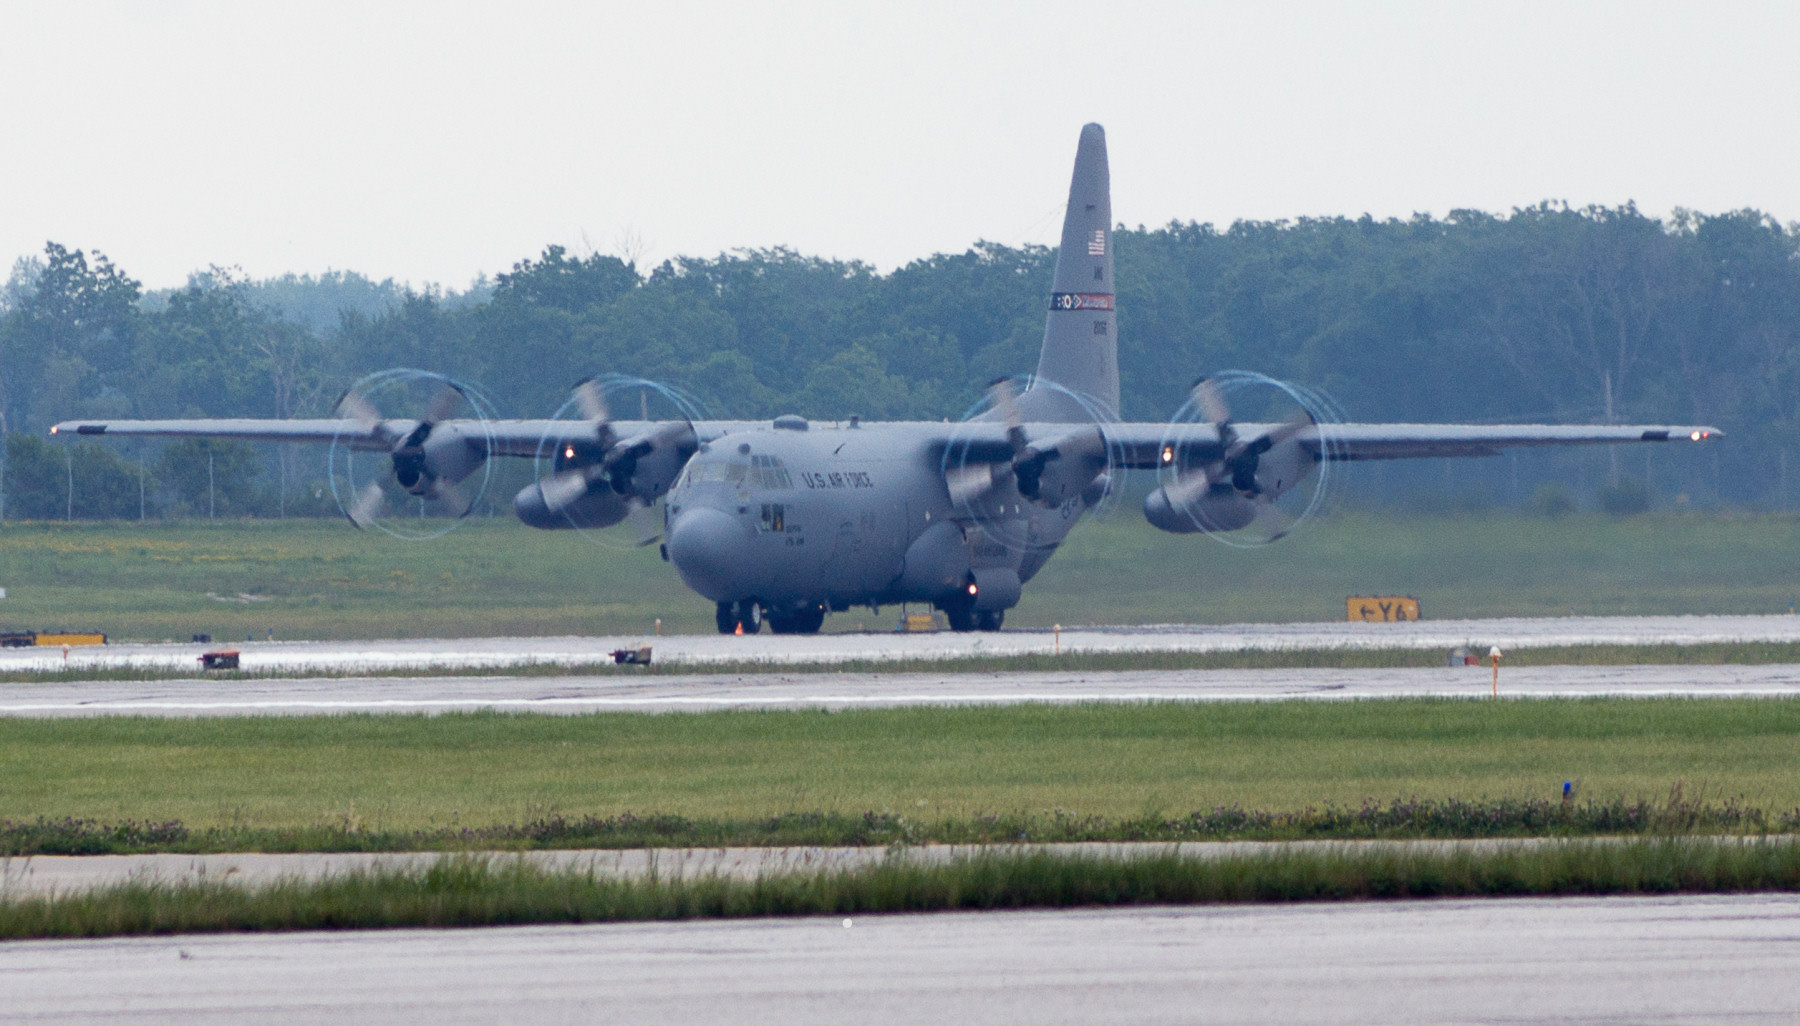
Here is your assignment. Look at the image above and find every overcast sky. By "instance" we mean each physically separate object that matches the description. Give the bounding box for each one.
[3,1,1796,291]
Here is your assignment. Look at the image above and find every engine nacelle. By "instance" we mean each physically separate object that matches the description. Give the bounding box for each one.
[512,478,631,530]
[1013,426,1107,509]
[392,423,486,498]
[1144,483,1256,534]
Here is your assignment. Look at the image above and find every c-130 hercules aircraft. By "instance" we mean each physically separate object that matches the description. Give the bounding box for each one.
[55,124,1718,635]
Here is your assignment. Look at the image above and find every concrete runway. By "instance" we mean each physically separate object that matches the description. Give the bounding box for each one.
[2,894,1796,1023]
[2,662,1799,716]
[5,613,1800,675]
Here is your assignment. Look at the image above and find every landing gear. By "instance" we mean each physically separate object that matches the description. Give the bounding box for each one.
[940,592,976,632]
[766,604,826,635]
[716,600,762,634]
[975,610,1004,632]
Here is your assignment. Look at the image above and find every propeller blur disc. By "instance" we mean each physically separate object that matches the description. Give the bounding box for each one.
[531,374,709,551]
[326,368,498,541]
[1156,370,1344,547]
[940,375,1129,552]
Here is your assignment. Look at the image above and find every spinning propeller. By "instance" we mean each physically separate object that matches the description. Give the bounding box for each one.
[327,369,497,541]
[520,375,704,549]
[942,376,1123,550]
[1147,371,1341,546]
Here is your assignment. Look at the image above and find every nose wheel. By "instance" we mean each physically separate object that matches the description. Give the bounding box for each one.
[716,600,762,635]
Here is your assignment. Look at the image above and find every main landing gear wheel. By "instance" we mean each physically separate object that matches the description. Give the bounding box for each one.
[717,600,762,635]
[766,605,825,635]
[975,610,1004,632]
[940,592,976,633]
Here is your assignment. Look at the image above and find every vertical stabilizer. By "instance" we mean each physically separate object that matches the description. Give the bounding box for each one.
[1022,123,1117,422]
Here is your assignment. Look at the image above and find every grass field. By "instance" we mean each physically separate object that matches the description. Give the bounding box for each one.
[2,511,1799,641]
[3,700,1797,842]
[8,840,1800,939]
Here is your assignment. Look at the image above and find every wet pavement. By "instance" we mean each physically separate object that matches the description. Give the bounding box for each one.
[1,662,1797,716]
[5,614,1800,675]
[2,894,1796,1023]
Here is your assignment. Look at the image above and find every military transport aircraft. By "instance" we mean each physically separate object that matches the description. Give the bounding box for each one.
[52,124,1718,635]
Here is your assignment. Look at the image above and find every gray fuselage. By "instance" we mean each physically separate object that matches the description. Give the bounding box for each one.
[662,420,1086,616]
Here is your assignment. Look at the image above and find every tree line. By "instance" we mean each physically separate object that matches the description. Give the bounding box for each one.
[1,201,1794,520]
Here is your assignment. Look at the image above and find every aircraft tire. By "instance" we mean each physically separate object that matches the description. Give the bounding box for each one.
[734,600,762,635]
[975,610,1004,632]
[766,605,825,635]
[940,594,976,632]
[715,601,736,635]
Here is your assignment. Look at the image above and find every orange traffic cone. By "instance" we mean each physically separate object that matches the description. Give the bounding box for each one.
[734,620,744,636]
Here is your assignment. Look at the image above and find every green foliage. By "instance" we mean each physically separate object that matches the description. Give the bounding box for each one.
[153,438,262,517]
[1600,476,1653,516]
[4,207,1799,516]
[1,434,146,520]
[0,791,1787,856]
[2,433,66,519]
[1532,482,1575,518]
[6,839,1800,939]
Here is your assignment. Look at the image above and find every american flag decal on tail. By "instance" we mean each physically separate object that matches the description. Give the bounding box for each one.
[1087,229,1106,256]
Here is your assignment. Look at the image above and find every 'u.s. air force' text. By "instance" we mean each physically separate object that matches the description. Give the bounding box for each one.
[800,471,874,490]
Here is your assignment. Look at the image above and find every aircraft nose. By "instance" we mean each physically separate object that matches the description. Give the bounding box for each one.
[665,507,748,601]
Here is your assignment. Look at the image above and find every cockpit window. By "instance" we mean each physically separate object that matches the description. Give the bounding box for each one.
[751,454,793,490]
[690,461,747,485]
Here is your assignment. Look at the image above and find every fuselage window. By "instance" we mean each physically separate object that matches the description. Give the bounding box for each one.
[751,454,793,490]
[759,503,785,532]
[692,461,748,485]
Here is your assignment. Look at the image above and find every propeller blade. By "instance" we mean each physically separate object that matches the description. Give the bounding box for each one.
[989,377,1027,455]
[626,498,663,546]
[1194,377,1231,427]
[1262,407,1316,448]
[1250,497,1297,543]
[945,462,1000,506]
[435,478,474,518]
[424,382,466,424]
[573,378,609,422]
[346,481,385,529]
[537,467,596,514]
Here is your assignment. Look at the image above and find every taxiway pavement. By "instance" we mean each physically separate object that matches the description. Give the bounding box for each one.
[5,613,1800,676]
[1,894,1795,1023]
[1,662,1798,716]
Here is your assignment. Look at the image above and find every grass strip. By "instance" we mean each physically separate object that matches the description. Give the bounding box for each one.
[6,838,1800,939]
[10,641,1800,684]
[8,700,1800,830]
[6,793,1794,856]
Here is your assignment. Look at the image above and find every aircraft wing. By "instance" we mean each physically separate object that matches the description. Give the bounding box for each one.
[938,420,1721,469]
[49,418,766,457]
[1299,423,1720,462]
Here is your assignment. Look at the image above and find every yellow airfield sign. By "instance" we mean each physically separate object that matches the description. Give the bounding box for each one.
[1346,596,1421,622]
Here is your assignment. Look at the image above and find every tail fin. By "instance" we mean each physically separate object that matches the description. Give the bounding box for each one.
[1021,123,1118,423]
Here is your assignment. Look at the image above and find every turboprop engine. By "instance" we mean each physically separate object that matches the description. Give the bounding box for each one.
[328,371,496,534]
[512,378,697,544]
[944,377,1116,520]
[1145,376,1322,542]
